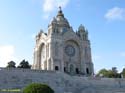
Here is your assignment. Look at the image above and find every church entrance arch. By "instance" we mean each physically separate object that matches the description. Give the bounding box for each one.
[64,40,80,75]
[69,64,74,74]
[39,43,46,69]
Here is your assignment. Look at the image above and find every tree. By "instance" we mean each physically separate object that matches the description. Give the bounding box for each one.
[17,59,31,69]
[97,67,120,78]
[6,61,16,68]
[23,83,54,93]
[96,68,109,77]
[107,70,114,78]
[121,68,125,78]
[112,67,117,73]
[111,67,121,78]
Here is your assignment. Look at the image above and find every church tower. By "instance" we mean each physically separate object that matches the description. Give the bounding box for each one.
[32,7,94,76]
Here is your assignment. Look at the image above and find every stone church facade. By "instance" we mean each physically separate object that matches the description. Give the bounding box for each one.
[32,7,94,76]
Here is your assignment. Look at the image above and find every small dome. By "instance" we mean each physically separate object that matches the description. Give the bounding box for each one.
[49,17,57,25]
[78,24,85,31]
[55,7,70,27]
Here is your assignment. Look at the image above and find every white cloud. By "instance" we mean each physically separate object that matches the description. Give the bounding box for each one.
[56,0,69,8]
[43,14,50,20]
[43,0,55,13]
[105,7,125,21]
[42,0,70,19]
[0,45,17,67]
[120,52,125,57]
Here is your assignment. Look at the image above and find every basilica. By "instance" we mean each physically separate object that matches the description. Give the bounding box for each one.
[32,7,94,76]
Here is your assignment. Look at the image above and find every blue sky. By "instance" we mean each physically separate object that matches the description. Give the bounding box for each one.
[0,0,125,73]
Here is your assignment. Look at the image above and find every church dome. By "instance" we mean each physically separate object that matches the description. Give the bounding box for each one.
[56,7,70,27]
[49,7,70,28]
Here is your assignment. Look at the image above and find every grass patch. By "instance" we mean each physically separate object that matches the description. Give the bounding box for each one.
[0,89,21,92]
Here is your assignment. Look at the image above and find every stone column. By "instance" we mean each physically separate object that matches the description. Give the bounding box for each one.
[60,43,64,72]
[46,43,48,70]
[50,41,55,71]
[48,42,53,70]
[33,47,41,70]
[37,48,41,69]
[47,43,51,70]
[80,44,86,75]
[90,63,93,75]
[32,50,36,69]
[87,43,94,75]
[45,44,47,70]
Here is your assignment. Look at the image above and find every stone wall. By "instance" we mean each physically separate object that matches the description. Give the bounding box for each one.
[0,67,125,93]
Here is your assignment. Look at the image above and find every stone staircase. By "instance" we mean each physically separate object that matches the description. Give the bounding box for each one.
[0,68,125,93]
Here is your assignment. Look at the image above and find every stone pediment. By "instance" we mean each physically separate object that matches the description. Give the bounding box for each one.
[63,31,80,42]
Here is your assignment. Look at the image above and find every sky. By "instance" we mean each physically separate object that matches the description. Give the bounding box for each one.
[0,0,125,73]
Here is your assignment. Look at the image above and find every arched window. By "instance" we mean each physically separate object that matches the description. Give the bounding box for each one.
[41,44,45,61]
[76,68,79,74]
[64,67,66,72]
[86,68,89,74]
[55,66,59,71]
[40,43,46,69]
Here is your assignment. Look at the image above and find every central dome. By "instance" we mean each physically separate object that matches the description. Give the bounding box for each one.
[50,7,70,27]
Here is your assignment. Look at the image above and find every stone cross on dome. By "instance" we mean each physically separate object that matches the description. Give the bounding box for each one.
[57,6,64,17]
[59,6,62,11]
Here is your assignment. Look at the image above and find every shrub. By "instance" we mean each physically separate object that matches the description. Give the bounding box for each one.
[23,83,54,93]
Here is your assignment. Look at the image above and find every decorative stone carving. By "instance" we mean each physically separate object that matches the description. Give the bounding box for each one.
[65,45,75,57]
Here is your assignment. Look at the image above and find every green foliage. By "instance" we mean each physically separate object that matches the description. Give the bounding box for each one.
[97,67,121,78]
[6,61,16,68]
[17,59,31,69]
[97,69,109,77]
[23,83,54,93]
[122,68,125,78]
